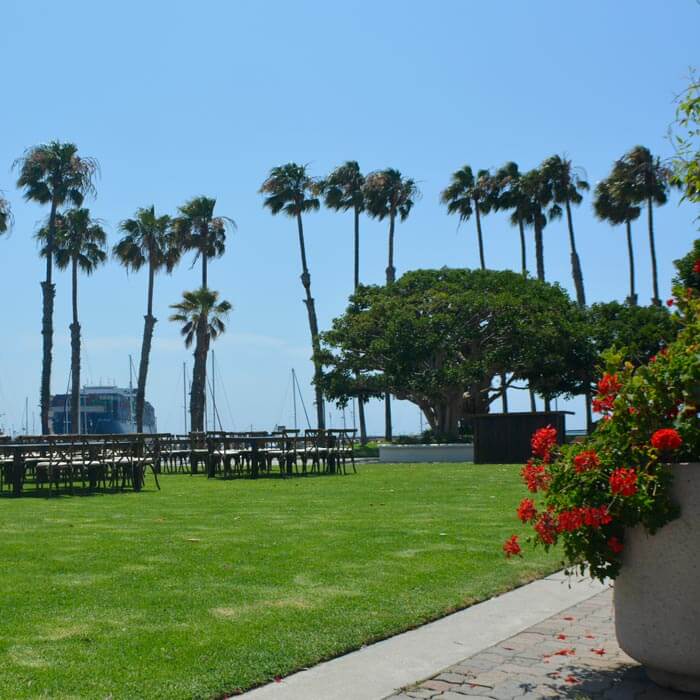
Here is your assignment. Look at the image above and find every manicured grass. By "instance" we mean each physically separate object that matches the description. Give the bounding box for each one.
[0,464,558,699]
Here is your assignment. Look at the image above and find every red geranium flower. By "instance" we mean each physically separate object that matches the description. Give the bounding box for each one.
[666,298,675,307]
[609,468,638,497]
[517,498,537,523]
[573,450,600,473]
[693,259,700,274]
[650,428,683,452]
[521,460,550,493]
[534,512,557,545]
[531,425,557,461]
[503,534,521,558]
[608,537,624,554]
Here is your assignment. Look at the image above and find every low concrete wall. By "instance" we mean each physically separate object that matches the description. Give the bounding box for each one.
[378,443,474,463]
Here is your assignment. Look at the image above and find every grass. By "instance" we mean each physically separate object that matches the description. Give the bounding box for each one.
[0,464,559,699]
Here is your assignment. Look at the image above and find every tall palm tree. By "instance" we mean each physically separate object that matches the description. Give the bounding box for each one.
[494,162,529,276]
[114,206,181,432]
[616,146,675,305]
[520,168,558,283]
[14,141,98,434]
[171,196,233,289]
[541,155,588,307]
[260,163,325,430]
[169,288,231,433]
[316,160,369,443]
[0,193,12,235]
[363,168,420,440]
[440,166,495,270]
[593,176,641,305]
[37,209,106,433]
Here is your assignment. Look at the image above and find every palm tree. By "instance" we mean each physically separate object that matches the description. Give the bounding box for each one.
[316,160,369,443]
[171,196,233,289]
[37,209,106,433]
[14,141,98,434]
[0,193,12,235]
[440,166,495,270]
[520,168,558,283]
[114,206,181,432]
[260,163,325,430]
[616,146,675,305]
[593,176,641,305]
[363,168,420,440]
[541,156,588,306]
[494,162,529,276]
[170,288,231,433]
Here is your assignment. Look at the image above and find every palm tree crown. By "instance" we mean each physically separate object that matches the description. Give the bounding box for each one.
[114,206,180,274]
[0,193,12,234]
[169,288,232,348]
[494,162,530,274]
[316,160,365,213]
[364,168,418,223]
[260,163,320,217]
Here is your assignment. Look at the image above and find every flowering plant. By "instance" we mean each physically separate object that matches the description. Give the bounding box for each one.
[504,296,700,581]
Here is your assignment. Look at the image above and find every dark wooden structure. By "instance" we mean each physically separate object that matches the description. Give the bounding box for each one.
[472,411,572,464]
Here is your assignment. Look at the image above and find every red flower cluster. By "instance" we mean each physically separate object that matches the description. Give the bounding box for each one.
[650,428,683,452]
[573,450,600,473]
[534,511,557,545]
[517,498,538,523]
[531,425,557,461]
[556,505,612,532]
[609,468,638,497]
[666,298,675,307]
[607,537,624,554]
[503,534,521,558]
[693,259,700,274]
[592,373,622,414]
[521,460,550,493]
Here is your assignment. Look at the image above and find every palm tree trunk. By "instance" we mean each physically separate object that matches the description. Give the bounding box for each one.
[353,205,368,444]
[565,200,586,306]
[384,212,396,441]
[625,219,637,305]
[534,213,545,282]
[40,200,58,434]
[518,216,527,276]
[136,263,156,433]
[201,245,208,289]
[70,257,81,433]
[475,200,485,270]
[647,196,660,305]
[296,213,325,430]
[191,317,207,433]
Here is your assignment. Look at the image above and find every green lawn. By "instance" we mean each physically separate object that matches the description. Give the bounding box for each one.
[0,464,558,699]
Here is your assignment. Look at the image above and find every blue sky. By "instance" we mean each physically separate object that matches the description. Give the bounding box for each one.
[1,0,698,435]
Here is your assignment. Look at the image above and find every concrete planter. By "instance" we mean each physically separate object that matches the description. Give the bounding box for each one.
[378,443,473,463]
[615,463,700,694]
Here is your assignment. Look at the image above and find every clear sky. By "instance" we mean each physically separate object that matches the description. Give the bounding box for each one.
[1,0,698,435]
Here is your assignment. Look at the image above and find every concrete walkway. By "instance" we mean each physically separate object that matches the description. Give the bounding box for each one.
[237,572,606,700]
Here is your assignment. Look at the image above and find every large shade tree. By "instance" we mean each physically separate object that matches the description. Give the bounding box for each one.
[114,206,181,432]
[170,288,231,433]
[542,155,588,307]
[318,268,592,437]
[593,174,641,305]
[363,168,419,440]
[14,141,98,434]
[316,160,369,443]
[37,209,107,433]
[440,165,495,270]
[260,163,325,429]
[615,146,675,305]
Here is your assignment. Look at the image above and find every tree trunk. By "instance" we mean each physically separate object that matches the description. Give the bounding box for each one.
[584,390,593,435]
[529,389,537,412]
[296,213,325,430]
[518,216,527,276]
[565,200,586,306]
[475,199,485,270]
[357,397,367,445]
[384,211,396,440]
[647,196,660,305]
[190,316,207,432]
[40,200,58,434]
[625,219,637,306]
[534,213,545,282]
[69,258,81,433]
[353,206,367,444]
[200,222,209,289]
[544,397,551,412]
[501,372,509,413]
[136,263,156,433]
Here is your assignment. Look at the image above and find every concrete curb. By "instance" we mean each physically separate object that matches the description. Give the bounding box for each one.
[235,572,608,700]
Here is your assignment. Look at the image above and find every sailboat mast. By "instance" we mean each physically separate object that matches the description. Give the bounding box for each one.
[182,362,187,434]
[292,368,298,431]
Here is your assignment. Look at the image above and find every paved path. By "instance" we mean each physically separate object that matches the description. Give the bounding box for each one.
[238,572,606,700]
[386,587,697,700]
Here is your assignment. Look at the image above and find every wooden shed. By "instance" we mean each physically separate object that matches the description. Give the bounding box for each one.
[472,411,572,464]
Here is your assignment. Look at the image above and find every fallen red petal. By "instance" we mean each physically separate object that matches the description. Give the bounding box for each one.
[563,616,575,621]
[557,634,567,640]
[592,648,606,655]
[274,676,282,683]
[554,648,576,656]
[565,675,579,684]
